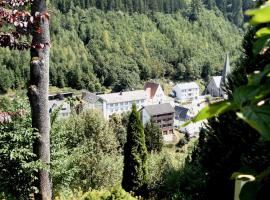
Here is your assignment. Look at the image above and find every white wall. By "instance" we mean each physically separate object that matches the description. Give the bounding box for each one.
[153,85,165,104]
[142,109,151,125]
[173,86,199,100]
[207,79,218,97]
[103,99,146,120]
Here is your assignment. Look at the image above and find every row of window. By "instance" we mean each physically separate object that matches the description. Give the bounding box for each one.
[160,124,173,128]
[155,118,172,123]
[181,88,199,92]
[107,103,144,113]
[107,100,145,108]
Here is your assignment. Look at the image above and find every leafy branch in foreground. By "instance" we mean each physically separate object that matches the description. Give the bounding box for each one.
[184,0,270,140]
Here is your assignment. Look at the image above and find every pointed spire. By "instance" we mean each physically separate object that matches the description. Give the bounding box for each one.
[222,52,230,79]
[220,52,231,99]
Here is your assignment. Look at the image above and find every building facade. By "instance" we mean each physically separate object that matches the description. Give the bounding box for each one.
[144,82,165,105]
[172,82,200,101]
[142,103,175,134]
[98,90,148,119]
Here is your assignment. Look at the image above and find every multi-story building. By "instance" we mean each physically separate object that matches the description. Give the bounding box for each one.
[98,90,148,119]
[141,103,175,134]
[172,82,199,101]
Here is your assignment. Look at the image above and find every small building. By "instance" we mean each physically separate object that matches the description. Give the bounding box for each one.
[144,82,165,105]
[142,103,175,134]
[172,82,200,101]
[82,91,103,111]
[206,76,223,97]
[98,90,148,120]
[48,93,73,119]
[206,53,231,98]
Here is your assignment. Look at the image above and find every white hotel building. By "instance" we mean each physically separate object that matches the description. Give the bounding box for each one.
[98,90,148,119]
[172,82,200,101]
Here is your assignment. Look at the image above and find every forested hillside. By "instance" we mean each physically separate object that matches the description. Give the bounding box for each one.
[0,0,242,93]
[51,0,255,26]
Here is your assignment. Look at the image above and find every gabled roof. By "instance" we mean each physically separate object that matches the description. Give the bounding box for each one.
[82,91,102,104]
[144,82,160,98]
[144,103,174,116]
[98,90,147,104]
[174,82,199,90]
[212,76,222,88]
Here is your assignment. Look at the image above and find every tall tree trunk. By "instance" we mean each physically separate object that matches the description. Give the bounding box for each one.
[27,0,51,199]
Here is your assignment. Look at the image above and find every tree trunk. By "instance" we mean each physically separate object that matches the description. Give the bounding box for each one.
[27,0,51,199]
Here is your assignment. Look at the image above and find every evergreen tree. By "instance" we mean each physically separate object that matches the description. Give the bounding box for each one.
[204,0,216,10]
[122,104,148,196]
[189,0,203,21]
[144,119,163,153]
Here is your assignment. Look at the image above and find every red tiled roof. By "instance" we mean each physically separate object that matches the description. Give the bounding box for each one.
[144,82,160,99]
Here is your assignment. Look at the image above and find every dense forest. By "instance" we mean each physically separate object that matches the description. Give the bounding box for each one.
[51,0,255,26]
[1,0,270,200]
[0,0,243,93]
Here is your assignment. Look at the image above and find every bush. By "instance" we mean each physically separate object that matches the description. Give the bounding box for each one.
[55,185,137,200]
[51,110,123,194]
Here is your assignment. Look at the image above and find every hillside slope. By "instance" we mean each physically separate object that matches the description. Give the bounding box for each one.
[0,5,242,93]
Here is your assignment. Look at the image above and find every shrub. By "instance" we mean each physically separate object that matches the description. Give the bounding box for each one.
[55,185,137,200]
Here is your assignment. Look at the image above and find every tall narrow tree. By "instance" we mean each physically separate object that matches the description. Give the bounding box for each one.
[0,0,51,199]
[28,0,51,199]
[122,104,148,196]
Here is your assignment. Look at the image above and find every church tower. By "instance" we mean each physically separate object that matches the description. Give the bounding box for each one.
[222,52,230,81]
[220,52,231,98]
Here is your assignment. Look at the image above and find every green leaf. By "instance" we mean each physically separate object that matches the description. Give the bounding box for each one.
[252,36,270,56]
[182,101,236,126]
[248,64,270,85]
[237,104,270,140]
[256,27,270,38]
[239,181,259,200]
[233,86,261,106]
[246,6,270,25]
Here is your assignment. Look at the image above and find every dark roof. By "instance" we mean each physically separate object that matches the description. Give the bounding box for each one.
[175,106,189,120]
[144,103,174,116]
[144,82,160,98]
[49,92,73,100]
[82,91,101,103]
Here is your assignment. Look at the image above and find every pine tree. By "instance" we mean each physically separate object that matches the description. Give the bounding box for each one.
[189,0,203,21]
[144,119,163,153]
[122,104,148,196]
